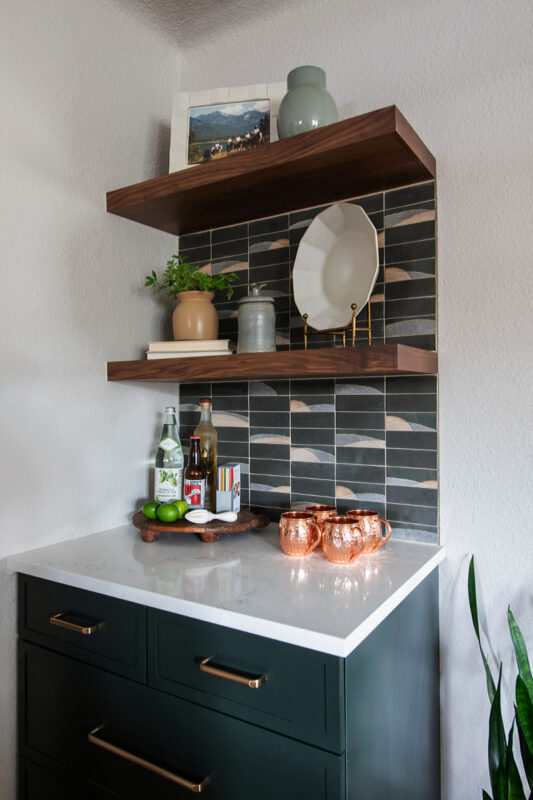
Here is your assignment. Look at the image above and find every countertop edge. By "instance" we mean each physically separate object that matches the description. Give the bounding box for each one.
[342,546,445,655]
[7,543,445,657]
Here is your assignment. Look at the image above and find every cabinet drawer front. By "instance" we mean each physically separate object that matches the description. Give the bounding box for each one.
[19,758,119,800]
[149,608,344,751]
[20,643,345,800]
[18,575,146,682]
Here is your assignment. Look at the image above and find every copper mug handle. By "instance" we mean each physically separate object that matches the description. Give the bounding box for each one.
[373,518,392,551]
[305,522,322,556]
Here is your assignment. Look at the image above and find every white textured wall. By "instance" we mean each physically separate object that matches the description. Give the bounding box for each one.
[0,1,180,795]
[178,1,533,796]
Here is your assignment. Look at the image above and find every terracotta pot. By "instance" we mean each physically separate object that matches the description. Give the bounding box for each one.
[172,291,219,341]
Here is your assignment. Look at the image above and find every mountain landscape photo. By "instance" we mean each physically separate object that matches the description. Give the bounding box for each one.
[187,99,270,164]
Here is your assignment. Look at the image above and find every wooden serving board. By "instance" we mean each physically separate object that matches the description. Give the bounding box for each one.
[132,508,270,544]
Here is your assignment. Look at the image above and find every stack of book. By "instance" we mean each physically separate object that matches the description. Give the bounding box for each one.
[146,340,236,360]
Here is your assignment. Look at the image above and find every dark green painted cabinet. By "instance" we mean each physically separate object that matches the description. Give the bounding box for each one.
[17,572,440,799]
[18,574,146,682]
[148,608,344,751]
[19,758,119,800]
[19,642,344,799]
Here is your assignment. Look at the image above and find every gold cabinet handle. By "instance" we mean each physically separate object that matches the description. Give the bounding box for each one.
[88,726,210,793]
[198,657,267,689]
[49,612,105,635]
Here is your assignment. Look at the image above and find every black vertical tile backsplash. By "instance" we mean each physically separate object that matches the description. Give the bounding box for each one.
[178,181,438,543]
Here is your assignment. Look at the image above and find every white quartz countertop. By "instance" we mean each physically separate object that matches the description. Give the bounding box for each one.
[7,524,444,657]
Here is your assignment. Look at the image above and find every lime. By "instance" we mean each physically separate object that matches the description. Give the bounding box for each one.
[156,503,179,523]
[172,500,189,519]
[142,501,159,520]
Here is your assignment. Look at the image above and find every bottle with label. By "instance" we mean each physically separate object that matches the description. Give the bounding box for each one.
[184,435,206,508]
[194,398,218,512]
[154,406,184,502]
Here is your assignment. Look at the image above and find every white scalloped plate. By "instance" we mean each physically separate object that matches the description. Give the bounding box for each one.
[293,203,379,331]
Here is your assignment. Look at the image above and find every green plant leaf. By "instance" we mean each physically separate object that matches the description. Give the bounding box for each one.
[517,676,533,757]
[144,255,237,300]
[483,791,494,800]
[489,667,508,799]
[469,555,497,703]
[506,721,527,800]
[517,718,533,794]
[509,609,533,701]
[494,762,508,800]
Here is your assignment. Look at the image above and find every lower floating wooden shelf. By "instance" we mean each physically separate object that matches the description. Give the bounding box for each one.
[107,345,437,383]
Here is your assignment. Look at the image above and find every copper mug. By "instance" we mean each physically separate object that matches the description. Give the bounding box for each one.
[278,512,321,557]
[306,505,337,546]
[322,516,364,565]
[346,509,391,553]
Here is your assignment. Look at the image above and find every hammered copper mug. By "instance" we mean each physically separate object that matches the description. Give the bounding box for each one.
[306,505,337,546]
[322,516,364,565]
[346,509,392,553]
[278,512,321,557]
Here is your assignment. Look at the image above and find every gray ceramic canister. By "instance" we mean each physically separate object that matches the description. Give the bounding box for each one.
[277,65,338,139]
[237,283,276,353]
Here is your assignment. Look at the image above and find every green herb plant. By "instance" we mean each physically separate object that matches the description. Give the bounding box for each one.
[468,555,533,799]
[145,254,238,300]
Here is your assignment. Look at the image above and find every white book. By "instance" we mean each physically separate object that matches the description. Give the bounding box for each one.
[148,339,235,353]
[146,351,234,360]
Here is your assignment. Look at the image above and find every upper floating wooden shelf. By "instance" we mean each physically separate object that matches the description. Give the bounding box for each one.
[107,345,437,383]
[107,106,436,236]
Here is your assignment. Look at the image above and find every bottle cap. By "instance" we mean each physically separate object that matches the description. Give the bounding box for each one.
[190,435,200,439]
[165,406,176,413]
[200,398,212,404]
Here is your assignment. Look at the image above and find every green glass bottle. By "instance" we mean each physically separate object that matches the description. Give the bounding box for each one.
[154,406,184,502]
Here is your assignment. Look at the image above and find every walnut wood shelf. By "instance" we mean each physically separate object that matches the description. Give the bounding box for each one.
[107,345,437,383]
[107,106,436,236]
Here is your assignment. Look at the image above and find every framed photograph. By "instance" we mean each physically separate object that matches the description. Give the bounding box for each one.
[169,82,286,173]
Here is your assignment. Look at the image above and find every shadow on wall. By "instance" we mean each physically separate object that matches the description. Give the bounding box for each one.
[113,0,308,47]
[150,120,171,176]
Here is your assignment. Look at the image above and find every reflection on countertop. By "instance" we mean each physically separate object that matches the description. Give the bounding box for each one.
[7,523,444,656]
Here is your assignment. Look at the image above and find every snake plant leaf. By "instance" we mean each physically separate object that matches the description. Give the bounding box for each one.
[517,676,533,756]
[510,609,533,701]
[506,720,527,800]
[489,667,508,800]
[483,791,493,800]
[494,762,508,800]
[517,718,533,794]
[469,556,497,703]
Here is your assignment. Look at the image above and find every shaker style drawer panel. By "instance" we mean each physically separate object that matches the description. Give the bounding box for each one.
[148,609,345,751]
[20,643,345,800]
[19,757,119,800]
[18,575,146,682]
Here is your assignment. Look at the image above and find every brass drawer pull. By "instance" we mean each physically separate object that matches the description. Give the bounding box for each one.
[88,726,210,793]
[49,612,105,635]
[199,657,267,689]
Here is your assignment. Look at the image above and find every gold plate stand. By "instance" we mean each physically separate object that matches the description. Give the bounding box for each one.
[303,302,372,349]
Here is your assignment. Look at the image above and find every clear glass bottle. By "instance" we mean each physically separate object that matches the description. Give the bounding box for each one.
[154,406,184,502]
[184,435,206,508]
[194,398,218,512]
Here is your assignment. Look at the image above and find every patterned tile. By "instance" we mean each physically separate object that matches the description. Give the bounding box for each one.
[385,182,434,210]
[211,222,248,244]
[178,180,438,543]
[291,461,335,481]
[249,215,288,237]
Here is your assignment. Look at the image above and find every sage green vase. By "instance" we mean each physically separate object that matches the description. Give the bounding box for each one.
[277,66,338,139]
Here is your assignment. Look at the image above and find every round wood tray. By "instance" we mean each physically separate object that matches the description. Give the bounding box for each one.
[132,508,270,543]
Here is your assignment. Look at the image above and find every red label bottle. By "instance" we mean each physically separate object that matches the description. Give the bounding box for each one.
[184,435,206,508]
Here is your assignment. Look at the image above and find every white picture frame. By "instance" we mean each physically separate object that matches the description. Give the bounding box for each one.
[169,82,286,173]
